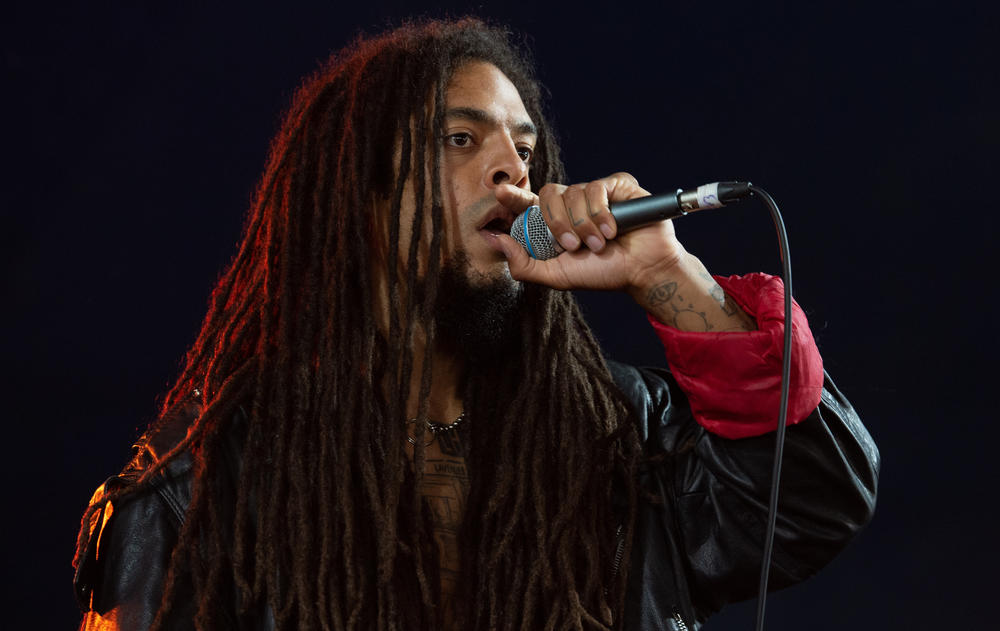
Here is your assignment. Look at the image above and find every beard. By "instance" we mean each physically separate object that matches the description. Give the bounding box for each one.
[431,250,524,364]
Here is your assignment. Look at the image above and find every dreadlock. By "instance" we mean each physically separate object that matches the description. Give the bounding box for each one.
[76,17,643,630]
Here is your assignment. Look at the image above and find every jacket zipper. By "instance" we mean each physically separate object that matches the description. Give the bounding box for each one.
[604,524,626,604]
[672,609,689,631]
[607,524,689,631]
[610,524,625,581]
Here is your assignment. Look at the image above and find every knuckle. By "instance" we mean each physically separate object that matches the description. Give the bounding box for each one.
[539,182,564,197]
[584,181,609,208]
[564,186,585,206]
[610,171,639,188]
[545,204,568,230]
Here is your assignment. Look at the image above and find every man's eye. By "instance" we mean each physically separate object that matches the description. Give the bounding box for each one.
[445,133,472,147]
[517,146,534,162]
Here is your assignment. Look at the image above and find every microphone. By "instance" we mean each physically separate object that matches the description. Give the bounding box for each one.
[509,181,753,260]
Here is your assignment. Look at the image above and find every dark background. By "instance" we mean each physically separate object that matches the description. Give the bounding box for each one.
[5,1,997,628]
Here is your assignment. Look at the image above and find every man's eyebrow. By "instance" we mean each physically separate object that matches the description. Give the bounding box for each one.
[445,107,537,136]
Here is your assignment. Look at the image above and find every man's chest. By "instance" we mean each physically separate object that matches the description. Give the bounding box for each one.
[412,429,469,621]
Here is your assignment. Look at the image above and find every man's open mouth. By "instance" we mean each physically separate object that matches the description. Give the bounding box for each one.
[478,208,515,234]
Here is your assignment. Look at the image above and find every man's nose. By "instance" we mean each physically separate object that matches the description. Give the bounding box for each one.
[486,139,529,189]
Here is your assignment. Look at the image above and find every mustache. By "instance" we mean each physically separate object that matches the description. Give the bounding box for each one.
[465,193,498,218]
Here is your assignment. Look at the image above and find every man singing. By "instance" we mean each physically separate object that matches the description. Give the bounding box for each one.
[73,18,879,631]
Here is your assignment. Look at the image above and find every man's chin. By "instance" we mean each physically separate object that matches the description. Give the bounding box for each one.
[469,260,517,288]
[434,250,523,360]
[465,246,515,279]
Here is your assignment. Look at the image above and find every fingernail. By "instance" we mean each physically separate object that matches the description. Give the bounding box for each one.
[559,232,580,250]
[486,232,511,257]
[585,235,603,251]
[600,223,614,238]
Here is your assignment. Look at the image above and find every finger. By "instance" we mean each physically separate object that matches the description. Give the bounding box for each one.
[537,182,581,251]
[601,171,651,204]
[562,184,609,253]
[495,183,538,214]
[488,232,572,289]
[583,179,617,240]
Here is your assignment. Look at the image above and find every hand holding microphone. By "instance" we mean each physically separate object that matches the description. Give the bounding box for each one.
[510,180,752,260]
[487,173,751,292]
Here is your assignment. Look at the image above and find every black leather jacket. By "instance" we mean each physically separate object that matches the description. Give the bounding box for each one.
[74,363,878,630]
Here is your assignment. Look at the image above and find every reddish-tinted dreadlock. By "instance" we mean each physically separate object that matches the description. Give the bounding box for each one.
[76,17,642,630]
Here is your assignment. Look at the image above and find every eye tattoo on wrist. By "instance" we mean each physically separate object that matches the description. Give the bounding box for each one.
[647,282,678,306]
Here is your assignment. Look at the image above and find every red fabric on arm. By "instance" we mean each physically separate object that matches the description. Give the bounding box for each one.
[648,273,824,439]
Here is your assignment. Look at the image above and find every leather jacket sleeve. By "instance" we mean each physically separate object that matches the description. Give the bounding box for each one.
[614,273,879,629]
[611,366,879,628]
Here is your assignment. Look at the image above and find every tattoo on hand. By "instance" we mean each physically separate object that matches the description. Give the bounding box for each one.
[647,282,678,306]
[568,204,584,226]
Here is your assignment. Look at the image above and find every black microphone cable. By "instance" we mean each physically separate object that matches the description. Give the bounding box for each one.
[748,184,793,631]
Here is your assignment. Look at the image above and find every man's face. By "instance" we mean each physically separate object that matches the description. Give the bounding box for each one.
[404,61,537,283]
[430,62,538,357]
[382,62,537,356]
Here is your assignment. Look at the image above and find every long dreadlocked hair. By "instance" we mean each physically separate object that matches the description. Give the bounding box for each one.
[76,17,644,630]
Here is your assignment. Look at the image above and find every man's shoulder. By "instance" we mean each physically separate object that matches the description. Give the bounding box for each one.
[607,360,669,397]
[83,403,202,529]
[605,359,693,448]
[72,407,196,612]
[73,402,245,612]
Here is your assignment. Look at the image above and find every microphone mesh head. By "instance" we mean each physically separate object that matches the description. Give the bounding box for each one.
[510,206,561,260]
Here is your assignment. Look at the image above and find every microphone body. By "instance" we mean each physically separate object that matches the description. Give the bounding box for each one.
[510,181,752,260]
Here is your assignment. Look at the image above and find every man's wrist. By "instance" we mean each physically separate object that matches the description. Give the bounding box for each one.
[628,252,757,333]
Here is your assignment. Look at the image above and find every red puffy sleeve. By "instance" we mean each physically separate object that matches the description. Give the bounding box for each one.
[647,273,824,439]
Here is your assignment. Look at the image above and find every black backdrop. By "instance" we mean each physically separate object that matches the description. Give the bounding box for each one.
[5,1,997,628]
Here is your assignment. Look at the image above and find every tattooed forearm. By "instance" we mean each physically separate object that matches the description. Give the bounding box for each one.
[696,274,757,331]
[709,282,727,306]
[711,281,755,328]
[668,302,713,331]
[646,281,678,306]
[641,277,756,332]
[648,281,715,330]
[720,293,737,315]
[720,293,756,331]
[630,253,759,332]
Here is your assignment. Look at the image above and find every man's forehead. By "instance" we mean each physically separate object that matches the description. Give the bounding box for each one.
[444,62,536,135]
